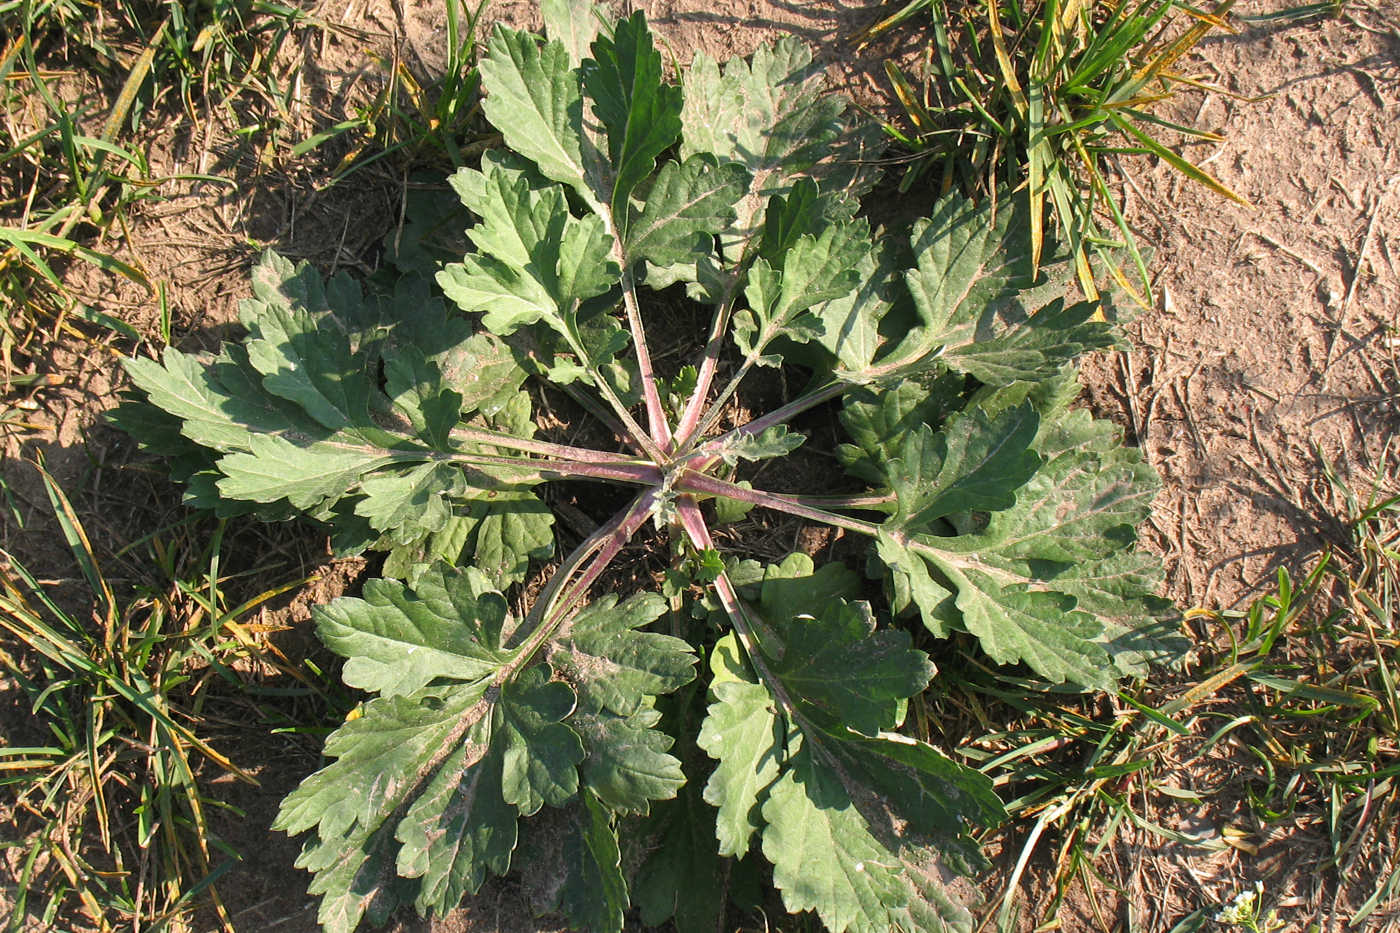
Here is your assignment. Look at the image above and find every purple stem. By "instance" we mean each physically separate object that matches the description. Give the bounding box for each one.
[674,252,750,446]
[539,489,661,628]
[674,472,880,538]
[442,450,660,486]
[674,291,737,444]
[673,497,797,713]
[677,355,754,453]
[687,380,845,461]
[511,487,662,666]
[796,492,895,510]
[514,338,644,455]
[559,383,643,455]
[450,425,637,463]
[619,266,674,451]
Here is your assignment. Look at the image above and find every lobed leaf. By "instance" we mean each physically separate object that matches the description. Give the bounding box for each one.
[277,564,696,930]
[872,390,1168,687]
[314,565,515,698]
[696,636,785,858]
[736,214,870,364]
[583,12,684,217]
[556,791,630,933]
[760,745,918,933]
[680,39,880,246]
[697,560,1000,932]
[439,154,619,341]
[479,26,594,204]
[632,778,728,933]
[625,155,748,268]
[549,592,697,718]
[122,253,546,569]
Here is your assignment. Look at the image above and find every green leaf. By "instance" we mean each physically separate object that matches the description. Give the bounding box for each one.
[633,778,727,933]
[756,177,826,263]
[242,255,374,432]
[461,490,556,589]
[377,493,553,591]
[216,434,396,509]
[275,543,702,929]
[888,404,1041,528]
[760,745,914,933]
[120,252,556,571]
[696,635,784,858]
[550,592,697,717]
[939,297,1116,385]
[680,40,880,244]
[274,684,491,932]
[373,276,526,420]
[541,0,605,66]
[122,349,263,453]
[823,731,1003,874]
[873,533,959,638]
[571,706,686,814]
[314,565,516,698]
[713,481,757,525]
[698,560,997,930]
[837,376,966,485]
[878,531,1118,690]
[761,599,933,738]
[864,383,1167,688]
[812,240,899,376]
[355,462,467,545]
[540,312,631,390]
[721,558,933,739]
[499,665,585,816]
[873,190,1117,382]
[736,219,869,363]
[624,155,747,267]
[384,347,464,448]
[582,12,684,217]
[439,155,619,340]
[519,792,630,933]
[556,791,629,933]
[429,330,528,419]
[713,424,805,466]
[728,551,862,615]
[479,26,594,203]
[395,715,516,917]
[545,588,694,818]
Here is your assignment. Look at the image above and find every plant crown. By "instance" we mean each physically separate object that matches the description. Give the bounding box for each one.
[114,5,1181,931]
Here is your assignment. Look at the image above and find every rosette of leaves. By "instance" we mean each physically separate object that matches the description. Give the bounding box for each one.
[114,5,1182,932]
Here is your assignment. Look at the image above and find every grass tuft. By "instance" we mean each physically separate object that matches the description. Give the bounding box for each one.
[0,463,324,931]
[861,0,1252,307]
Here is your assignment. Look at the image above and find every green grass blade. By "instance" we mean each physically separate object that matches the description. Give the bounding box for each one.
[1108,110,1249,204]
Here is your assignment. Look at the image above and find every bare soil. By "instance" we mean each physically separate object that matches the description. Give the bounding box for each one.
[2,0,1397,930]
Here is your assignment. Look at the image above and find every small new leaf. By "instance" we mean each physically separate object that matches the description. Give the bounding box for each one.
[715,424,805,466]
